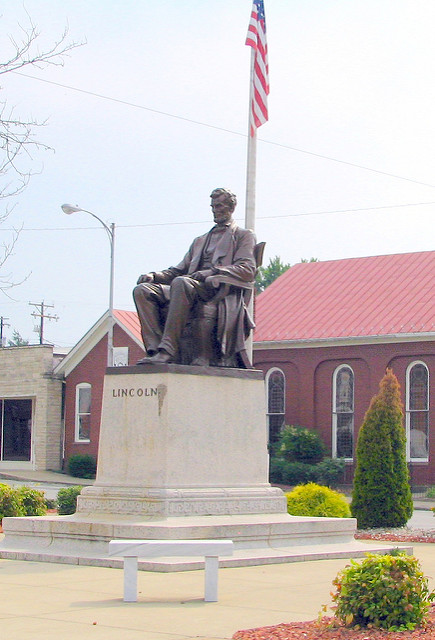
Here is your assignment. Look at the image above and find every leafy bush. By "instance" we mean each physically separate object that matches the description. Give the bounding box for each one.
[331,552,435,631]
[286,482,351,518]
[351,369,413,529]
[281,461,316,485]
[269,457,287,483]
[18,486,47,516]
[67,454,96,479]
[313,457,345,488]
[0,483,25,522]
[57,486,83,515]
[426,486,435,499]
[279,425,326,464]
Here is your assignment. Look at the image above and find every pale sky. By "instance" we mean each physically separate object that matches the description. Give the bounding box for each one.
[1,0,435,348]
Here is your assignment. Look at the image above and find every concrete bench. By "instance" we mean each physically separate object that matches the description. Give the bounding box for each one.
[108,539,234,602]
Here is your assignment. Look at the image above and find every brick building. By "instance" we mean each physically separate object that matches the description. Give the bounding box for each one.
[53,310,145,466]
[9,249,432,483]
[253,250,435,486]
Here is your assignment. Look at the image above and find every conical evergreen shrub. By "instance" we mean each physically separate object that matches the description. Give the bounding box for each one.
[351,369,413,529]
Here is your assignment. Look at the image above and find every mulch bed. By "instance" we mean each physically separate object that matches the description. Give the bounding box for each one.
[233,529,435,640]
[232,606,435,640]
[355,529,435,544]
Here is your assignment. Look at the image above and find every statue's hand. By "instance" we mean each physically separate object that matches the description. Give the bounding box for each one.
[190,269,214,282]
[137,273,154,284]
[205,275,222,289]
[191,269,214,282]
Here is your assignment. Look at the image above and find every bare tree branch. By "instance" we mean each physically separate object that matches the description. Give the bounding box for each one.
[0,14,84,292]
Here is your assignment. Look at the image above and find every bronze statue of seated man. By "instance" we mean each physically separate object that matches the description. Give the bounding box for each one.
[133,188,257,368]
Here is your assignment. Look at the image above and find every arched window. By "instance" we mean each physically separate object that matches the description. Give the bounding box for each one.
[266,368,285,444]
[406,362,429,461]
[332,365,354,459]
[75,383,91,442]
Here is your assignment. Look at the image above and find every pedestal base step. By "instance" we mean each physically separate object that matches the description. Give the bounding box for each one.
[0,512,412,571]
[0,540,413,571]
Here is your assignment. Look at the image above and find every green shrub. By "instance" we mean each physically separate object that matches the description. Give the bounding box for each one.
[269,457,287,483]
[426,486,435,498]
[281,461,316,485]
[351,369,413,529]
[0,483,25,522]
[67,454,96,479]
[279,425,326,464]
[57,486,83,515]
[18,486,47,516]
[331,552,435,631]
[45,498,57,510]
[286,482,351,518]
[313,457,345,488]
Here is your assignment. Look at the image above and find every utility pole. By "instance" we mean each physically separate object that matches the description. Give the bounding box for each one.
[29,302,59,345]
[0,317,10,346]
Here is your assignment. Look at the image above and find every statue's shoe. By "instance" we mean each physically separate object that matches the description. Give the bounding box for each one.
[136,350,174,365]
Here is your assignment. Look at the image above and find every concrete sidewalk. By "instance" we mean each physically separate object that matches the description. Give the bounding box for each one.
[0,469,94,487]
[0,470,434,638]
[0,538,433,640]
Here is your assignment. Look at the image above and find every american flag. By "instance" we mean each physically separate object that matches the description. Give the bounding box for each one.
[245,0,269,137]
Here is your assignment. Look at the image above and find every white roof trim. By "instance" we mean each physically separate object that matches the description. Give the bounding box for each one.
[254,332,435,350]
[53,311,144,378]
[53,312,109,377]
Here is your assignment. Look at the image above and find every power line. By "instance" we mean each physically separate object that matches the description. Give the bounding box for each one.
[12,71,435,190]
[4,199,435,233]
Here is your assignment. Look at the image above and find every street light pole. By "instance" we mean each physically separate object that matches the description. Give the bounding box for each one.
[61,204,115,367]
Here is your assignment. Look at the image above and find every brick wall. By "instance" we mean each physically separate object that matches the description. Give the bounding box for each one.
[254,339,435,485]
[63,326,144,469]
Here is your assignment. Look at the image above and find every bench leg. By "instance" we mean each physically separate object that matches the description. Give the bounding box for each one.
[204,555,219,602]
[123,556,138,602]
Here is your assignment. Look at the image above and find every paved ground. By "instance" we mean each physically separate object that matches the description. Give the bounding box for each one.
[0,470,434,639]
[0,470,94,500]
[0,540,434,640]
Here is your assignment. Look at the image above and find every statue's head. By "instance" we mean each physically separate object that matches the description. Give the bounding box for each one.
[210,188,237,213]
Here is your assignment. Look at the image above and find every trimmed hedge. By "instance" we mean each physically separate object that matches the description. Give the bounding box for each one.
[67,454,96,479]
[270,457,345,488]
[278,425,326,464]
[286,482,351,518]
[332,552,435,631]
[57,486,83,515]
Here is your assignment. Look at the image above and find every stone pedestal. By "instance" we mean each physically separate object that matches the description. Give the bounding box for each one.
[0,365,403,568]
[78,365,286,516]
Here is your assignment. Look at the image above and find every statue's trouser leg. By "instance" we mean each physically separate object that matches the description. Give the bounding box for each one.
[158,276,211,358]
[132,283,168,355]
[193,302,218,365]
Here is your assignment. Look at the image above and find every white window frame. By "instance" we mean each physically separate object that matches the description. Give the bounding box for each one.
[332,364,354,461]
[75,383,91,443]
[265,367,286,445]
[406,361,429,462]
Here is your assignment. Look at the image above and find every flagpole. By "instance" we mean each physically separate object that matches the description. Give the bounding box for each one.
[245,0,268,367]
[245,47,257,365]
[245,47,257,233]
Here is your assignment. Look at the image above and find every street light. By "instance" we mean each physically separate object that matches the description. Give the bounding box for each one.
[61,204,115,367]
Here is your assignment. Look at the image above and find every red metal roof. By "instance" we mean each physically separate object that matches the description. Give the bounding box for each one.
[254,251,435,343]
[113,309,142,343]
